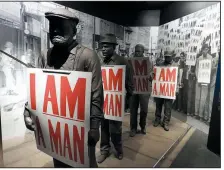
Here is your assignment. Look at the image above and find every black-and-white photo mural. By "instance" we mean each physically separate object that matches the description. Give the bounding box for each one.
[157,3,220,129]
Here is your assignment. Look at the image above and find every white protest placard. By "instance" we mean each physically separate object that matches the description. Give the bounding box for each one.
[151,67,178,100]
[197,59,212,84]
[101,66,125,122]
[128,57,152,94]
[27,68,92,167]
[186,53,197,66]
[211,29,220,54]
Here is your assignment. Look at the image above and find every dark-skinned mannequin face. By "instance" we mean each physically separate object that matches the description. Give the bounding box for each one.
[102,43,116,58]
[49,18,77,47]
[135,46,144,57]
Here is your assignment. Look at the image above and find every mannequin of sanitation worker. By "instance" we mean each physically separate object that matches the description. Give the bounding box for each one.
[153,50,179,131]
[129,44,153,137]
[23,8,104,168]
[97,34,134,163]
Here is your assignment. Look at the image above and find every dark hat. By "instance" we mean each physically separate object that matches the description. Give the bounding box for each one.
[45,8,79,24]
[101,34,118,45]
[164,50,174,57]
[202,44,209,50]
[135,44,145,50]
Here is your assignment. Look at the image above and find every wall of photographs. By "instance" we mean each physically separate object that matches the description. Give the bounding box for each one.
[0,2,156,167]
[157,3,220,125]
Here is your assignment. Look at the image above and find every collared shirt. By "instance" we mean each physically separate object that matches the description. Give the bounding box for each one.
[99,53,134,95]
[179,61,189,81]
[38,41,104,128]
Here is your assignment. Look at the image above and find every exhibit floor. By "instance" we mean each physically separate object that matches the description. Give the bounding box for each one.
[2,101,191,168]
[170,129,220,168]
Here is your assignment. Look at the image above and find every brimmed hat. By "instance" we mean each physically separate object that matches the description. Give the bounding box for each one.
[45,8,79,24]
[135,44,145,51]
[101,34,118,45]
[164,50,174,57]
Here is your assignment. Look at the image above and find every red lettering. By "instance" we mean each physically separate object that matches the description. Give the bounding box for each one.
[43,75,59,115]
[101,69,108,91]
[30,73,36,110]
[160,83,166,95]
[159,68,165,81]
[137,78,143,92]
[165,83,170,96]
[35,116,46,148]
[109,94,114,116]
[48,120,62,156]
[109,68,123,91]
[104,93,122,117]
[153,68,157,80]
[142,78,149,91]
[166,68,176,82]
[103,94,109,115]
[135,60,147,76]
[60,77,86,120]
[115,94,122,117]
[48,120,85,164]
[63,123,73,161]
[170,84,175,97]
[153,83,157,95]
[73,126,84,164]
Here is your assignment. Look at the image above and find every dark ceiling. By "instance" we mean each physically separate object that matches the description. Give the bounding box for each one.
[55,1,173,25]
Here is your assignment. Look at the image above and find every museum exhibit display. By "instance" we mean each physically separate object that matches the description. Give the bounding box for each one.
[0,1,220,168]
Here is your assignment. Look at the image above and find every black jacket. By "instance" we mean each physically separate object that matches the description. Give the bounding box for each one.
[38,41,104,129]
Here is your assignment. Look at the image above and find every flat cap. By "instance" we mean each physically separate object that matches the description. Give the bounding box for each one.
[164,50,174,57]
[101,34,118,45]
[45,8,79,23]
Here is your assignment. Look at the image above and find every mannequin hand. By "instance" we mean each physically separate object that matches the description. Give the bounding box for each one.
[88,129,100,147]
